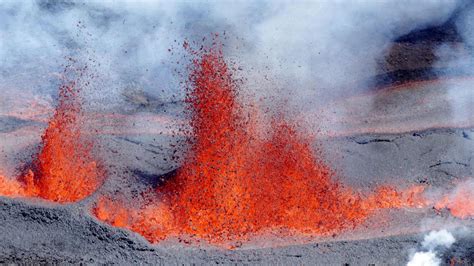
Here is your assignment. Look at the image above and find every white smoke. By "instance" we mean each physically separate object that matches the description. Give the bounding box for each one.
[243,1,460,96]
[434,2,474,132]
[422,230,456,250]
[0,0,464,110]
[432,2,474,199]
[436,2,474,72]
[407,229,455,266]
[407,252,441,266]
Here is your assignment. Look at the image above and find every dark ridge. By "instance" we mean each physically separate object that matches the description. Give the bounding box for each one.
[372,4,472,90]
[395,4,465,44]
[369,67,473,90]
[395,20,461,44]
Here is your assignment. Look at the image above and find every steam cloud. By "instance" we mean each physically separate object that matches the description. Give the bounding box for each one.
[435,2,474,129]
[407,229,455,266]
[0,0,466,111]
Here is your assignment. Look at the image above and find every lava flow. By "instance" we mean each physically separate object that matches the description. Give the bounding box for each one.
[94,42,426,245]
[435,180,474,219]
[0,80,102,203]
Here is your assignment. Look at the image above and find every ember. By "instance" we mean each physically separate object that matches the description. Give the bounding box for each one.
[94,42,426,245]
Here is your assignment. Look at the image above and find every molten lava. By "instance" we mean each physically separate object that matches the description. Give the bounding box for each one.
[435,181,474,219]
[94,42,426,245]
[0,81,102,203]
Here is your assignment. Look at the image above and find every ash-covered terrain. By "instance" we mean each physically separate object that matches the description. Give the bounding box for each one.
[0,197,472,265]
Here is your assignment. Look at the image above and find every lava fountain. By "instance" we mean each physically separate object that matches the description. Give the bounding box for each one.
[94,42,426,246]
[0,76,103,203]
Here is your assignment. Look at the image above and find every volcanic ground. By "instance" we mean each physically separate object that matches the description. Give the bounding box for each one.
[1,76,473,264]
[1,18,474,266]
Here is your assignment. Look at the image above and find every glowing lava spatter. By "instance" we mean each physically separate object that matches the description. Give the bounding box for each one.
[0,80,102,203]
[435,180,474,219]
[94,42,426,245]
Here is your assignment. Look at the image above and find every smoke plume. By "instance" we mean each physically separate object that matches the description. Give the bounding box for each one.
[407,229,455,266]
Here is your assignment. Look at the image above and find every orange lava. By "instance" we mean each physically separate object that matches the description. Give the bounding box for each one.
[435,182,474,219]
[94,42,426,245]
[0,81,102,203]
[0,171,35,196]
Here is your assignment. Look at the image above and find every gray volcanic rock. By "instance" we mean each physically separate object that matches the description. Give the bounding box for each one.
[0,198,163,264]
[321,128,474,189]
[0,197,472,265]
